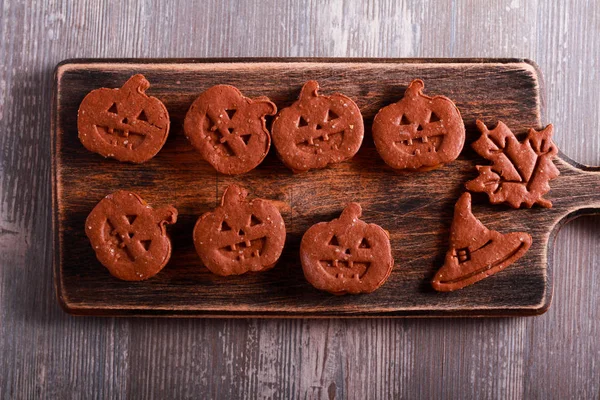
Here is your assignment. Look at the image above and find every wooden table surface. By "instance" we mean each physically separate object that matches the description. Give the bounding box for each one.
[0,1,598,398]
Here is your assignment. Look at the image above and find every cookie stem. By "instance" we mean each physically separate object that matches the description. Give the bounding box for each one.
[221,184,249,206]
[299,80,320,100]
[406,79,425,96]
[249,97,277,116]
[122,74,150,94]
[155,206,178,226]
[339,202,362,222]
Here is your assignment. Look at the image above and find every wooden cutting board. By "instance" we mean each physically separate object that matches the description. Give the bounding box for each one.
[52,58,600,317]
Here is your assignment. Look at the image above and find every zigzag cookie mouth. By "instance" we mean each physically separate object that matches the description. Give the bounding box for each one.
[394,134,443,156]
[297,131,344,154]
[219,237,266,261]
[319,259,371,280]
[96,125,146,150]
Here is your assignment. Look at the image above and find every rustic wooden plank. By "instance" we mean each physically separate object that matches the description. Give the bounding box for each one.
[52,59,599,318]
[1,0,599,399]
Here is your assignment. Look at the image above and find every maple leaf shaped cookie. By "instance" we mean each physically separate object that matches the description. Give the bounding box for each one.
[465,120,560,208]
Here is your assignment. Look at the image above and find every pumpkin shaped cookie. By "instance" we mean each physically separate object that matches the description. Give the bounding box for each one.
[184,85,277,175]
[432,193,532,291]
[372,79,465,171]
[78,74,170,163]
[85,191,178,281]
[193,185,286,276]
[271,81,364,172]
[300,203,393,295]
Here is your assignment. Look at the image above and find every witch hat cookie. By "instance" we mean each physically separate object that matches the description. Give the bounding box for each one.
[432,193,532,292]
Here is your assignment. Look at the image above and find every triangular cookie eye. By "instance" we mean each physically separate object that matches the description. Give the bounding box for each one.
[298,116,309,127]
[226,109,236,120]
[358,238,370,248]
[140,239,152,251]
[399,115,411,125]
[107,103,118,114]
[137,109,149,122]
[220,220,232,231]
[126,214,137,224]
[240,134,251,145]
[326,109,339,121]
[249,214,261,226]
[429,111,441,123]
[328,235,340,246]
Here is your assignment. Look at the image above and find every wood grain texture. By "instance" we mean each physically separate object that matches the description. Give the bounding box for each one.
[53,59,600,317]
[1,0,599,398]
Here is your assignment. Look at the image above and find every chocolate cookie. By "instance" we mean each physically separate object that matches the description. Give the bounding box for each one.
[78,74,170,163]
[466,120,560,208]
[300,203,393,295]
[184,85,277,175]
[85,191,178,281]
[432,193,532,292]
[271,81,364,172]
[193,185,286,276]
[372,79,465,170]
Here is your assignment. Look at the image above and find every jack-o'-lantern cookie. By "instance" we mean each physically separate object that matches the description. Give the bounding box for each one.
[300,203,393,295]
[431,193,532,291]
[184,85,277,175]
[372,79,465,171]
[85,191,178,281]
[271,81,364,172]
[193,185,286,276]
[78,74,170,163]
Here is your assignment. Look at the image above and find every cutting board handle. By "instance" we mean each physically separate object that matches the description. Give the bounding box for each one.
[554,153,600,219]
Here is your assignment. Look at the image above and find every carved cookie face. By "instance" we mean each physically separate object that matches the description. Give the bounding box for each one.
[193,185,286,276]
[372,79,465,170]
[271,81,364,172]
[85,191,177,281]
[78,74,170,163]
[300,203,393,295]
[184,85,277,175]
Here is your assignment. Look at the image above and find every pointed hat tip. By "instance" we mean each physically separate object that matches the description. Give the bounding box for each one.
[455,192,472,212]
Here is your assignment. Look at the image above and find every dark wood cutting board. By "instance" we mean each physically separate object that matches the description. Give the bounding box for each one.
[52,58,600,317]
